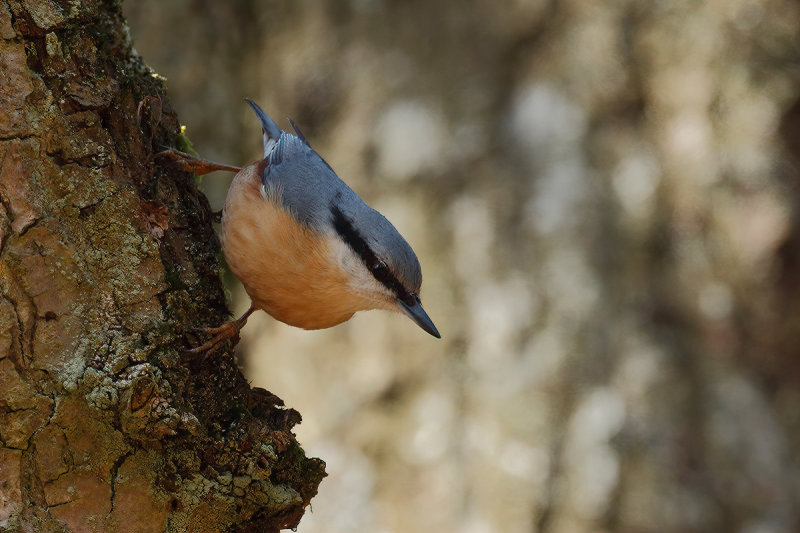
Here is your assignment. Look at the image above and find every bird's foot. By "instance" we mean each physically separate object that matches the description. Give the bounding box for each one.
[185,306,256,355]
[185,321,242,355]
[156,149,242,175]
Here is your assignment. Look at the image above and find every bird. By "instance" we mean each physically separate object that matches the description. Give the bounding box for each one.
[185,99,440,353]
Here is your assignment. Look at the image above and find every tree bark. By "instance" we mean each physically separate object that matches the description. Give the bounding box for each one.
[0,1,325,531]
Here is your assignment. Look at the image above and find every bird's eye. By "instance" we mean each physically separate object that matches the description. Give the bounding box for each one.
[371,261,387,272]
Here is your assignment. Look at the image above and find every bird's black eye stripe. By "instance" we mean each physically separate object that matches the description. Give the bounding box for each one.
[330,206,415,306]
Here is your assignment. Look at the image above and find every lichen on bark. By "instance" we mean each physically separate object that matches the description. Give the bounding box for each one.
[0,1,325,531]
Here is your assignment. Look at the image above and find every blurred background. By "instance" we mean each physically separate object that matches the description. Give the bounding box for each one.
[125,1,800,532]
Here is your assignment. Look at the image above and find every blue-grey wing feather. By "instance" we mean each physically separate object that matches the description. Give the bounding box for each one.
[261,132,423,292]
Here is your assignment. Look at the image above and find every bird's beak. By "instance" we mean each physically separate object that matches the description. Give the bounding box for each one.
[399,299,441,338]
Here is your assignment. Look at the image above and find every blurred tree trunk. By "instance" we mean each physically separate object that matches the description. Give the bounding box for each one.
[0,1,324,531]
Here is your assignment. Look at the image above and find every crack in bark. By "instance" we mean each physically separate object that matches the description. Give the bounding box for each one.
[0,285,56,443]
[18,398,59,514]
[44,499,72,509]
[107,449,134,517]
[0,146,16,244]
[15,217,39,242]
[1,271,33,365]
[76,193,112,217]
[0,405,38,415]
[8,280,36,365]
[0,133,35,142]
[23,389,57,453]
[48,152,114,170]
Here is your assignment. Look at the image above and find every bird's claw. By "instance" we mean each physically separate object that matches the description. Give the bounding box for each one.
[155,149,242,175]
[185,308,255,356]
[192,323,235,335]
[185,321,242,355]
[184,336,230,356]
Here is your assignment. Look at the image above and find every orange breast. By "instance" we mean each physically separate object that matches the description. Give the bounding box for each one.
[221,163,373,329]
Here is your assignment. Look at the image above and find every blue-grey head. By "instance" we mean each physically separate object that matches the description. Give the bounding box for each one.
[245,99,440,338]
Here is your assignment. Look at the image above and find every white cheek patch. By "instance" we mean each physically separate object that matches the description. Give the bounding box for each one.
[263,135,277,158]
[327,235,361,276]
[326,234,396,306]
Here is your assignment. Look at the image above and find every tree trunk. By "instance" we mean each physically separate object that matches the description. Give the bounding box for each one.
[0,2,325,531]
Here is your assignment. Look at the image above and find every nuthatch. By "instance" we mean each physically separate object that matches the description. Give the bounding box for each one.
[188,99,439,353]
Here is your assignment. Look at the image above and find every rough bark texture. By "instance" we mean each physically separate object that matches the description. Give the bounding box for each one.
[0,1,325,531]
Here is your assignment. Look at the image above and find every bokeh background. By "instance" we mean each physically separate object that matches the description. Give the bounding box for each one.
[125,1,800,532]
